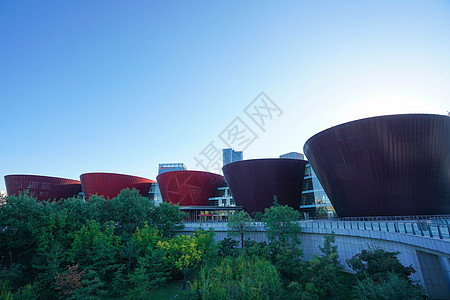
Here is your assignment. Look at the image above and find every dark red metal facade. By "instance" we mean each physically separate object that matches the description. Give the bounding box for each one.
[304,114,450,217]
[156,170,225,206]
[222,159,307,216]
[80,172,155,200]
[4,174,82,202]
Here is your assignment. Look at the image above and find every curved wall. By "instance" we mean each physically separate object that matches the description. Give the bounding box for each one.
[304,114,450,217]
[80,172,155,200]
[156,170,225,206]
[4,174,82,202]
[222,159,307,215]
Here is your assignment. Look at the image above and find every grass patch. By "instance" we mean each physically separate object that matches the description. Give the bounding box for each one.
[146,280,191,300]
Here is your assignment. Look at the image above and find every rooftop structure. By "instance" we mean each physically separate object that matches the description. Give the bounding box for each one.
[280,152,304,160]
[158,163,187,175]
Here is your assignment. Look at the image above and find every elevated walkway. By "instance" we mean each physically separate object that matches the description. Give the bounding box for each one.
[181,219,450,299]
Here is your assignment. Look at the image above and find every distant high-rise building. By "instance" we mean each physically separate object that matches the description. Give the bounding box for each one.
[223,148,243,166]
[158,163,187,175]
[280,152,305,160]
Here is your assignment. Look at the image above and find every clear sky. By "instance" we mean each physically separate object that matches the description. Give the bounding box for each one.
[1,1,449,191]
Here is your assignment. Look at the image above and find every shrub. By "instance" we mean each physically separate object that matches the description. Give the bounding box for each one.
[217,237,240,257]
[191,256,282,300]
[353,272,426,300]
[244,239,270,260]
[346,248,415,282]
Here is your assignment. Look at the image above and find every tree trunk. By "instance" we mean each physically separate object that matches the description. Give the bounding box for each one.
[182,271,187,290]
[241,232,244,248]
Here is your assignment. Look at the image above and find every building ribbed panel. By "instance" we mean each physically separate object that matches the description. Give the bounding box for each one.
[222,159,307,215]
[156,170,225,206]
[80,172,155,200]
[304,114,450,217]
[4,174,82,202]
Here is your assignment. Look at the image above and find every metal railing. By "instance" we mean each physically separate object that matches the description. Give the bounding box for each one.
[299,220,450,240]
[183,219,450,240]
[336,215,450,222]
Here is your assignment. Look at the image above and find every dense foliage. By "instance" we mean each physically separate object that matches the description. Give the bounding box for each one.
[1,191,427,299]
[0,189,186,299]
[288,232,342,299]
[352,272,426,300]
[347,248,425,300]
[346,248,415,282]
[191,256,282,300]
[158,228,216,290]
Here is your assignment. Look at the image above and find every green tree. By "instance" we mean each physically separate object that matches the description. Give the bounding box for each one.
[290,254,341,299]
[60,196,92,230]
[0,188,189,298]
[132,223,161,251]
[289,232,342,299]
[118,223,162,275]
[244,240,270,260]
[0,279,38,300]
[114,223,171,297]
[32,205,82,297]
[263,200,303,279]
[107,189,158,238]
[270,242,304,280]
[69,269,105,300]
[319,231,340,268]
[0,193,44,263]
[0,262,23,290]
[192,228,217,262]
[69,220,121,292]
[126,249,170,298]
[227,210,254,248]
[353,272,426,300]
[346,248,415,282]
[149,201,185,238]
[157,234,204,290]
[0,280,13,300]
[263,200,302,244]
[82,194,110,225]
[14,281,39,300]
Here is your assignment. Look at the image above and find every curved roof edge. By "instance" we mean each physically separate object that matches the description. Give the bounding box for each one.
[80,172,156,183]
[4,174,80,183]
[304,113,449,149]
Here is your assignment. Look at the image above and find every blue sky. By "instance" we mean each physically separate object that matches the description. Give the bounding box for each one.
[1,1,449,191]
